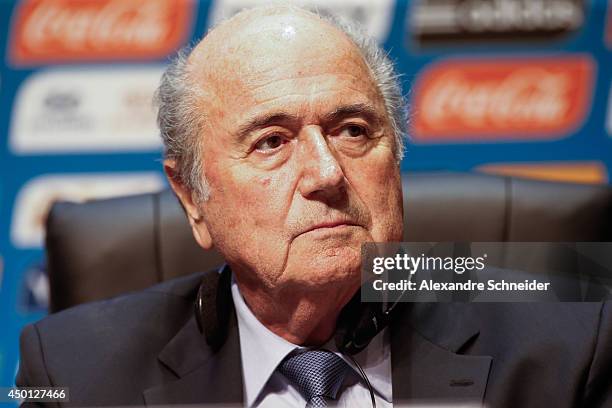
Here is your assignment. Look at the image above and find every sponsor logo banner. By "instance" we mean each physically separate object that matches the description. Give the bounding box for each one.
[476,161,607,184]
[10,67,165,153]
[9,0,195,65]
[411,56,594,141]
[209,0,394,42]
[409,0,584,47]
[11,173,165,248]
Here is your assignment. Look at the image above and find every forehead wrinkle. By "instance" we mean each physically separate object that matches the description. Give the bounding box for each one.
[234,90,378,134]
[249,78,371,104]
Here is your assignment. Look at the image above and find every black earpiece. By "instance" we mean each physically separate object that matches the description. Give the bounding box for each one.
[334,289,405,355]
[194,264,233,352]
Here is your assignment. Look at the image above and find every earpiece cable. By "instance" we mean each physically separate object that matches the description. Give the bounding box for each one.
[345,353,377,408]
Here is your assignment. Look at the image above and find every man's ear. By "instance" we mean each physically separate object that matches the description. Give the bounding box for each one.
[164,159,213,250]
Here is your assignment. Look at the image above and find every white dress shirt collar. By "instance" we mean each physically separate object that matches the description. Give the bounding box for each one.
[231,277,297,407]
[231,275,392,407]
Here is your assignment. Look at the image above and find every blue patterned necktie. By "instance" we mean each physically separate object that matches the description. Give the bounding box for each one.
[278,349,350,407]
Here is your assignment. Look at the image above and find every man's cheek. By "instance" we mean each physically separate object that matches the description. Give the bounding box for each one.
[355,160,403,240]
[251,238,288,266]
[215,172,290,227]
[351,158,400,201]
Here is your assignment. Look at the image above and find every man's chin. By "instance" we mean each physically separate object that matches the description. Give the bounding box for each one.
[283,247,362,289]
[272,229,365,289]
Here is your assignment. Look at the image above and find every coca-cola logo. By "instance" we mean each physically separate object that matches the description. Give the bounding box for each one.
[9,0,195,65]
[411,56,594,141]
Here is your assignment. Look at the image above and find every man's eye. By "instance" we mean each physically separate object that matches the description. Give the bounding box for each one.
[340,124,368,138]
[254,135,285,151]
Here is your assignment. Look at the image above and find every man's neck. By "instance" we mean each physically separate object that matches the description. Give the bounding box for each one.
[234,273,359,346]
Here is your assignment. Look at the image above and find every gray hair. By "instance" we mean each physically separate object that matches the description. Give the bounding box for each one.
[154,8,407,202]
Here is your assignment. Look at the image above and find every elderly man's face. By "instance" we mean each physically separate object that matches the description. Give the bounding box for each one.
[178,13,403,292]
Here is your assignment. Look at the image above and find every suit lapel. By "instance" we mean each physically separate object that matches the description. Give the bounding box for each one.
[143,315,243,405]
[143,268,244,405]
[142,266,492,406]
[390,302,492,405]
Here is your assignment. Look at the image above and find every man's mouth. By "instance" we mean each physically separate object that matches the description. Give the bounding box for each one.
[298,221,360,236]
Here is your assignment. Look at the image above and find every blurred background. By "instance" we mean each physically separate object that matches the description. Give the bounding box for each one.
[0,0,611,392]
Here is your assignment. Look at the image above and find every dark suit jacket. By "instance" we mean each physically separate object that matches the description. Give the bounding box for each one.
[16,270,612,407]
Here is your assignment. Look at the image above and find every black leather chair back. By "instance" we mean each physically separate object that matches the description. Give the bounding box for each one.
[46,172,612,312]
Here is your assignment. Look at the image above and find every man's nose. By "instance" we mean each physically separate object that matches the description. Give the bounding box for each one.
[297,126,346,200]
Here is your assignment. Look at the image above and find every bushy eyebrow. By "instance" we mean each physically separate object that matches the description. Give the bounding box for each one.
[236,112,299,143]
[322,103,382,126]
[235,103,383,142]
